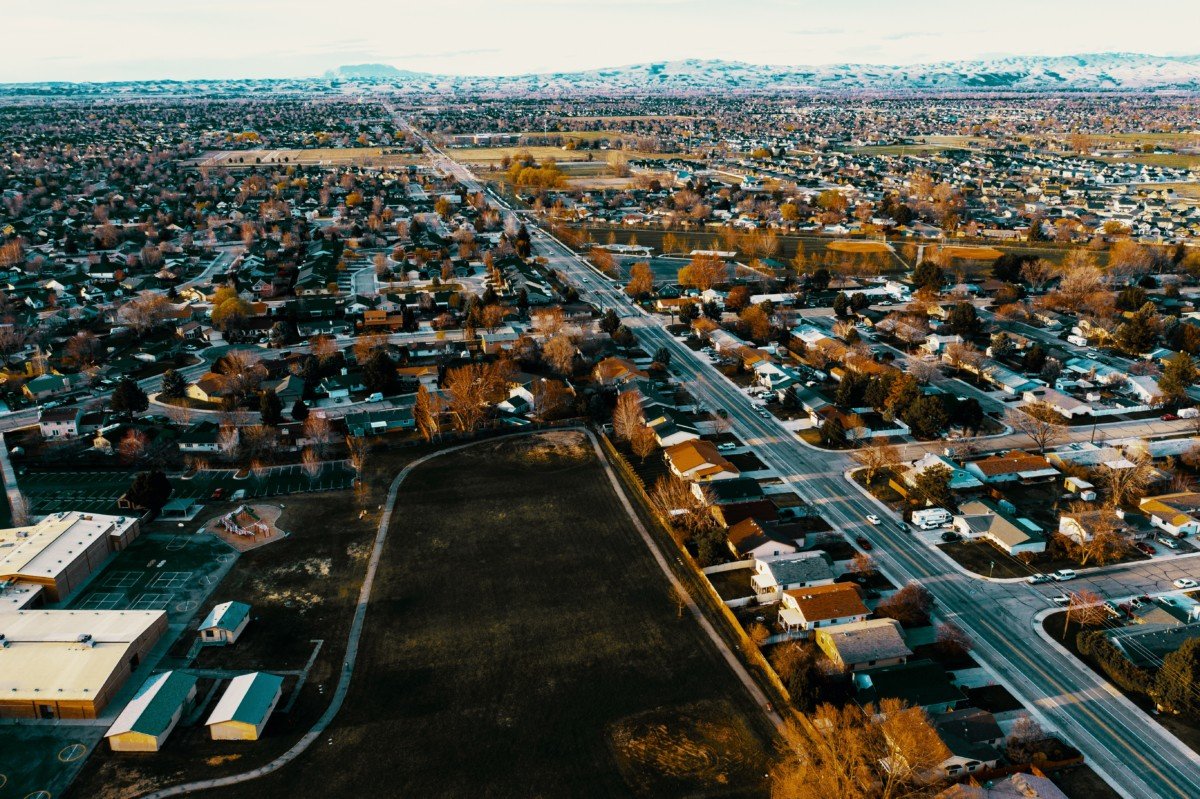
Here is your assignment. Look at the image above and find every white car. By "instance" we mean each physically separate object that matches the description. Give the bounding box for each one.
[1052,569,1077,582]
[1051,594,1071,605]
[1173,578,1198,589]
[866,515,882,525]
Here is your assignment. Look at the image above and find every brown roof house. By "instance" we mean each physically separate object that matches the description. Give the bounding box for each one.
[665,440,740,483]
[965,451,1059,485]
[777,583,869,638]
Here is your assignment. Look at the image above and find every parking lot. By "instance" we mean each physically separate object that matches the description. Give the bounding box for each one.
[18,462,356,516]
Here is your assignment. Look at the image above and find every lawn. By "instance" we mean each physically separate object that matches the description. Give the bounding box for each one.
[450,145,687,166]
[186,431,773,799]
[936,245,1004,261]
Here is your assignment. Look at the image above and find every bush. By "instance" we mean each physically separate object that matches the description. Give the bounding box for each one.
[1077,630,1154,694]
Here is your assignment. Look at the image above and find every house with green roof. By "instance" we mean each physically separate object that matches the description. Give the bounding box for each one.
[206,672,284,741]
[105,671,199,752]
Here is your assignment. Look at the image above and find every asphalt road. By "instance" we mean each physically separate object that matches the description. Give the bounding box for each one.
[405,117,1200,798]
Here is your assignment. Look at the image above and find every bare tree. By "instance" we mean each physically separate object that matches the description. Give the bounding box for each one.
[612,391,645,441]
[1064,589,1108,635]
[1100,448,1155,507]
[301,447,321,482]
[542,334,576,376]
[631,425,658,462]
[851,440,901,483]
[346,436,370,477]
[1004,403,1066,453]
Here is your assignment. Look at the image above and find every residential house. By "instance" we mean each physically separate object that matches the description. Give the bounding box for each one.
[23,373,70,401]
[953,499,1047,555]
[901,453,983,493]
[854,660,966,714]
[593,357,648,387]
[749,552,835,601]
[665,440,740,482]
[777,583,869,637]
[931,708,1004,779]
[726,517,802,560]
[965,451,1059,485]
[39,406,82,438]
[1140,492,1200,537]
[178,421,228,454]
[814,618,912,671]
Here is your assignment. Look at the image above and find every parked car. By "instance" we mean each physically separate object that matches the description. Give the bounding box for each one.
[210,487,225,500]
[1052,569,1077,582]
[1051,594,1071,605]
[717,443,737,452]
[866,514,882,525]
[1161,413,1180,421]
[855,536,874,551]
[941,531,963,543]
[1135,541,1157,556]
[1026,573,1052,584]
[1157,535,1181,550]
[1173,578,1198,589]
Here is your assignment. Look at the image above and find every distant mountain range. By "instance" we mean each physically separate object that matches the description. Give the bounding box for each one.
[326,53,1200,93]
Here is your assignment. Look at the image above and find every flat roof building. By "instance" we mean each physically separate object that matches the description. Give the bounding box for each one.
[0,512,141,603]
[0,609,167,719]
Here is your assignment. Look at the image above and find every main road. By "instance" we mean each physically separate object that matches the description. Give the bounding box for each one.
[401,113,1200,798]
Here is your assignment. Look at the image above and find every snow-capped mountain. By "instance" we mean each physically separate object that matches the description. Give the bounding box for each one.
[328,53,1200,93]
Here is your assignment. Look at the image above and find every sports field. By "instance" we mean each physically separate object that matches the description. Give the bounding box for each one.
[936,245,1004,261]
[827,240,891,254]
[199,432,774,799]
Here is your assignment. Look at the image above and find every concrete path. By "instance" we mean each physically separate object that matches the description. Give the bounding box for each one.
[135,428,776,796]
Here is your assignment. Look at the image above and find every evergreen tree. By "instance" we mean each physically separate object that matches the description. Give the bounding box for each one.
[259,390,283,425]
[160,368,185,399]
[110,378,148,419]
[291,398,309,422]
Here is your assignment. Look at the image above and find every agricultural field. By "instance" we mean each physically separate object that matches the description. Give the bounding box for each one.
[191,148,424,168]
[198,432,774,799]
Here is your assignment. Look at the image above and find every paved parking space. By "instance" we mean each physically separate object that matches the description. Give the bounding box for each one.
[18,462,356,516]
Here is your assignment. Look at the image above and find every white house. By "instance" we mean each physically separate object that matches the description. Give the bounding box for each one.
[749,553,835,602]
[777,583,869,638]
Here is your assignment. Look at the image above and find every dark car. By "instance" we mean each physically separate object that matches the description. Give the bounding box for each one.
[1135,541,1156,556]
[855,536,874,551]
[211,487,225,500]
[1161,413,1180,421]
[941,531,963,543]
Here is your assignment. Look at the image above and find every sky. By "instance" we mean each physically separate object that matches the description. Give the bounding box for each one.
[5,0,1199,83]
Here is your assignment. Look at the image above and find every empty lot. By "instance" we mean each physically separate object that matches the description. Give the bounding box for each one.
[203,431,773,799]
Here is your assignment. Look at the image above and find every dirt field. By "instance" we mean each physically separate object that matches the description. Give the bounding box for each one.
[936,245,1004,261]
[192,148,423,168]
[194,432,773,799]
[827,240,891,254]
[449,145,686,166]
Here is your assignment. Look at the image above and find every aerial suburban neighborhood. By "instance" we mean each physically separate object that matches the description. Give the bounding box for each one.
[2,3,1200,798]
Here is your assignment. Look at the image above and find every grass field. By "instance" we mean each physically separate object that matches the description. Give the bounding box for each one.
[192,148,423,168]
[194,432,773,799]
